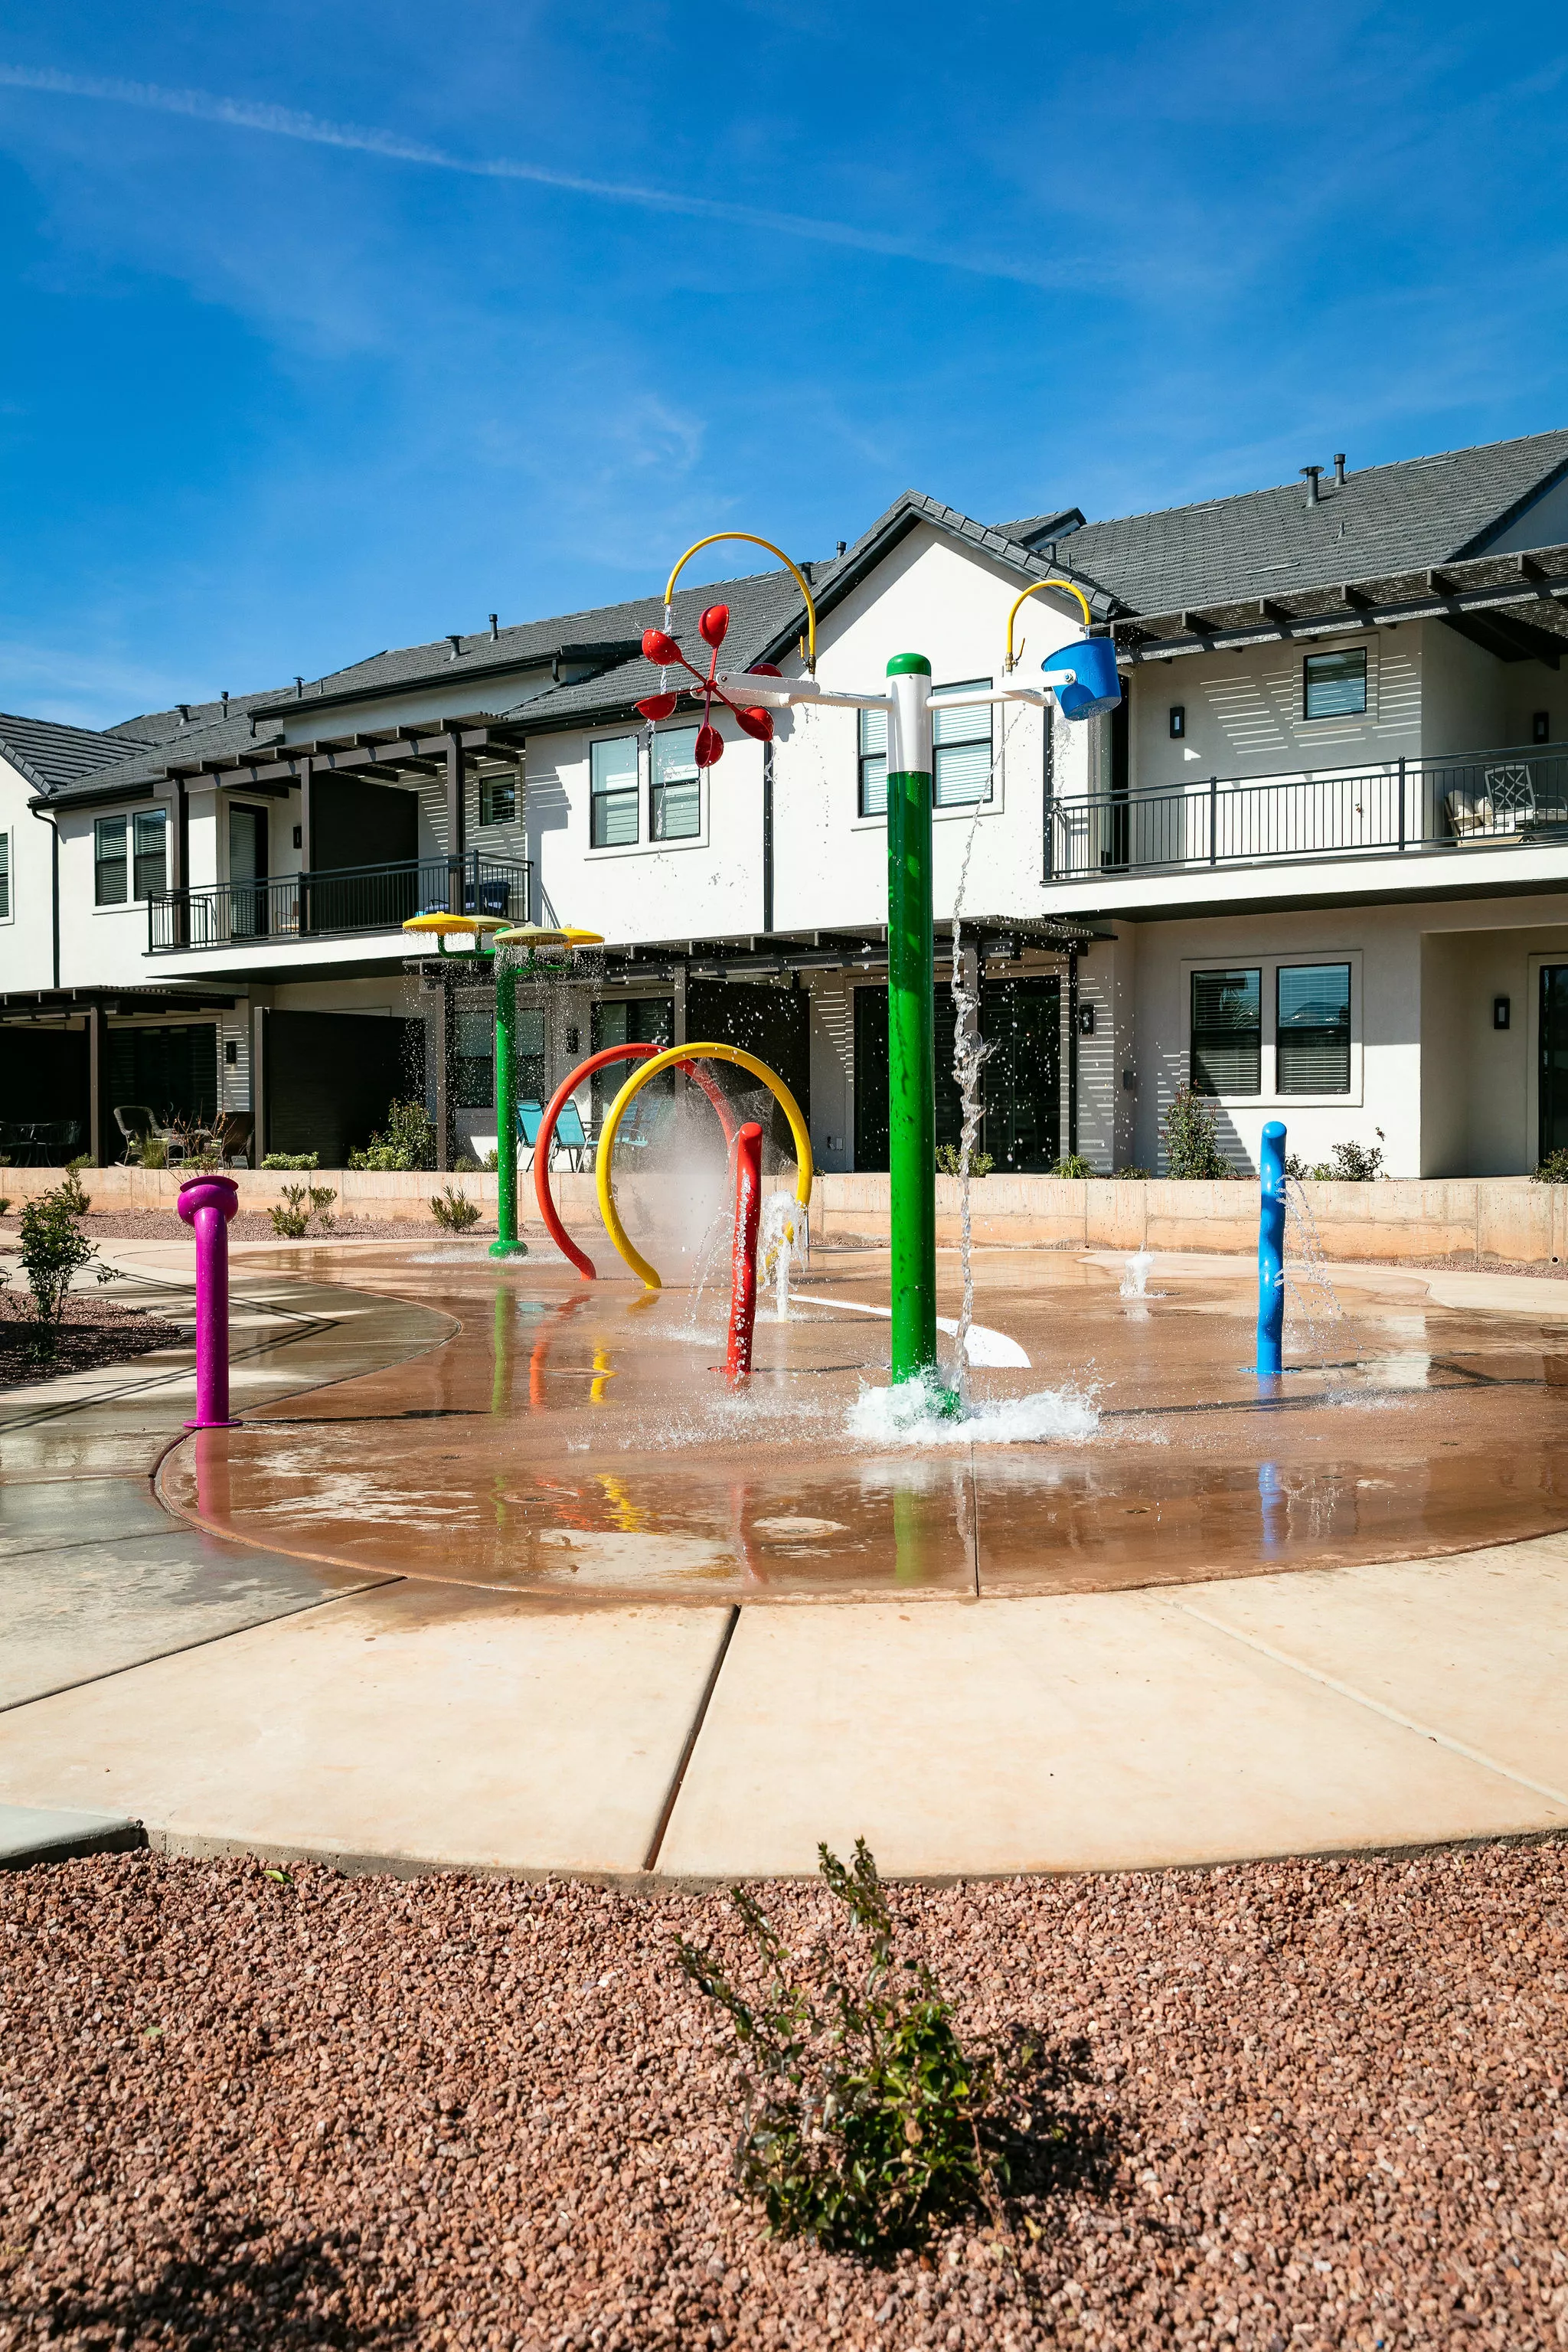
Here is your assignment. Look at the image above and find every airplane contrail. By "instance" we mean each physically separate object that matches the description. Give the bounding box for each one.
[0,64,1067,290]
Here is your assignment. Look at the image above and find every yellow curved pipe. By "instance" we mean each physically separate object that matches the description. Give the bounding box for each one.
[662,534,818,674]
[594,1043,814,1292]
[1005,577,1094,671]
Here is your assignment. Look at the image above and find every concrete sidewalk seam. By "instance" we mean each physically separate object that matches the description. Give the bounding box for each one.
[642,1606,742,1872]
[1174,1599,1568,1811]
[0,1575,407,1719]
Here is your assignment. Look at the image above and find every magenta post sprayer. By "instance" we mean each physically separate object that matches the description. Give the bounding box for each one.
[178,1173,240,1430]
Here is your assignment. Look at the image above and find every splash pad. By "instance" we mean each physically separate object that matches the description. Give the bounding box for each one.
[162,533,1568,1607]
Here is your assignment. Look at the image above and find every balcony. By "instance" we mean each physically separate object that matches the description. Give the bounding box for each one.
[1047,742,1568,880]
[148,853,532,954]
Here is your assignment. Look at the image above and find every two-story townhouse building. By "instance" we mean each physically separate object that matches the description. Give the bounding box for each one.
[8,425,1568,1180]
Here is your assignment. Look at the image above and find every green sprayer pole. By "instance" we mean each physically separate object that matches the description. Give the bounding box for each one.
[489,952,528,1259]
[886,652,937,1384]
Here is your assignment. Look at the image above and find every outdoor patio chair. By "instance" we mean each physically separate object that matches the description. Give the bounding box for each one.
[516,1100,545,1171]
[1485,764,1537,832]
[552,1100,591,1172]
[211,1110,254,1168]
[113,1106,178,1165]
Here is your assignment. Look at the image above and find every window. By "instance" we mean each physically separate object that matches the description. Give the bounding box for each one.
[933,678,994,808]
[858,705,887,818]
[96,809,167,904]
[454,1006,493,1109]
[0,831,8,920]
[1303,647,1367,720]
[651,726,701,841]
[479,772,517,828]
[1277,963,1351,1094]
[590,735,639,848]
[1191,968,1261,1096]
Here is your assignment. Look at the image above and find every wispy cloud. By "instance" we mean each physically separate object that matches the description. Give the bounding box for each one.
[0,63,1068,291]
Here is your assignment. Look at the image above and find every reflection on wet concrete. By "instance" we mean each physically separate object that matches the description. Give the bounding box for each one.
[155,1246,1568,1604]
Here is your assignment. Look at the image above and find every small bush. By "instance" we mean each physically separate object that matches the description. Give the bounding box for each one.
[0,1197,10,1218]
[56,1166,90,1218]
[482,1147,499,1171]
[261,1152,320,1171]
[1113,1165,1151,1181]
[678,1839,1047,2256]
[9,1180,113,1336]
[935,1144,994,1178]
[133,1136,168,1171]
[348,1099,436,1172]
[65,1153,92,1173]
[269,1184,337,1239]
[1534,1148,1568,1184]
[430,1185,481,1231]
[1161,1084,1232,1179]
[1050,1152,1096,1178]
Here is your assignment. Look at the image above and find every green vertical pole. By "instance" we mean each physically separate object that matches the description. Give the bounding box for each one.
[489,952,528,1259]
[886,652,938,1386]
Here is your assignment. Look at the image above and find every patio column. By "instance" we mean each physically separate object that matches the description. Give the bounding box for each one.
[87,1000,113,1167]
[445,733,466,916]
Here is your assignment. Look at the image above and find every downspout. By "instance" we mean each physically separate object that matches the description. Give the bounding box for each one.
[29,801,60,988]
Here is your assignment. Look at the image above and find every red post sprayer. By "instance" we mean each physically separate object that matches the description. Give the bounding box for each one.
[725,1122,764,1385]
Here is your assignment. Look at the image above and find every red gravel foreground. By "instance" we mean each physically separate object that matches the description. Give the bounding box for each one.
[2,1846,1564,2352]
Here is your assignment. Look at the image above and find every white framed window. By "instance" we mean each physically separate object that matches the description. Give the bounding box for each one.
[590,735,639,849]
[1181,951,1361,1105]
[479,772,518,828]
[933,678,994,808]
[1303,647,1367,720]
[0,830,9,921]
[858,707,887,818]
[651,726,701,841]
[95,808,167,906]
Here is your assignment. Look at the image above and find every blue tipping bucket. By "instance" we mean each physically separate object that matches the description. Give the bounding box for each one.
[1040,632,1122,721]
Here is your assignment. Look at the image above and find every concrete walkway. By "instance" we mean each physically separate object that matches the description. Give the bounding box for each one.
[2,1240,1566,1880]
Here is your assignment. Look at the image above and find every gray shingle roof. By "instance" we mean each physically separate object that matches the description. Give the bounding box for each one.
[1037,428,1568,619]
[0,712,154,795]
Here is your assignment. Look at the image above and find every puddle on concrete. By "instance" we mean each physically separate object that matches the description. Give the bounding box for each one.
[155,1248,1568,1602]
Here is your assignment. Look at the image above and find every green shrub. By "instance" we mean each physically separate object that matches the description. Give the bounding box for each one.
[1050,1152,1096,1178]
[430,1185,481,1231]
[260,1152,320,1171]
[348,1099,436,1172]
[1113,1165,1151,1180]
[8,1180,113,1337]
[1289,1132,1387,1181]
[1534,1148,1568,1184]
[1161,1084,1232,1179]
[56,1166,90,1218]
[678,1839,1046,2256]
[0,1197,10,1219]
[268,1184,337,1239]
[935,1143,994,1178]
[132,1136,168,1171]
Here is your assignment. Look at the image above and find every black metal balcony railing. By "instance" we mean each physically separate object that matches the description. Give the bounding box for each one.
[1047,742,1568,880]
[148,853,532,953]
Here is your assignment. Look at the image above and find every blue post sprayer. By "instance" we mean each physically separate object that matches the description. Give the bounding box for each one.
[1257,1119,1287,1375]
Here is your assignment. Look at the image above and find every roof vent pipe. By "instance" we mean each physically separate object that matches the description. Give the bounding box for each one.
[220,690,230,713]
[488,612,499,640]
[447,633,463,658]
[1334,452,1347,486]
[295,676,304,698]
[836,540,846,556]
[1301,465,1322,507]
[177,703,190,725]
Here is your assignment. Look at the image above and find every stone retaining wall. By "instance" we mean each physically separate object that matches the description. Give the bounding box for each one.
[5,1163,1568,1264]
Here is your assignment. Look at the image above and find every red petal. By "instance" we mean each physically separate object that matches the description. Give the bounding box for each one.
[642,627,681,665]
[748,662,782,677]
[635,693,679,722]
[735,707,774,742]
[698,603,730,649]
[694,724,724,767]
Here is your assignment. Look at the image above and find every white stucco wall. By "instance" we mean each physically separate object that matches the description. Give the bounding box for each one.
[0,760,57,989]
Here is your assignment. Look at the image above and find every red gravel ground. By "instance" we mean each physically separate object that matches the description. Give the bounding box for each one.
[1,1844,1564,2351]
[0,1297,186,1392]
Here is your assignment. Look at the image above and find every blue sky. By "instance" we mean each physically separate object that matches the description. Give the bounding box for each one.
[4,2,1568,727]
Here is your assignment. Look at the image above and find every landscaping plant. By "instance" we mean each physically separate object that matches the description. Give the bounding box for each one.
[5,1178,113,1341]
[348,1099,436,1172]
[1050,1152,1096,1178]
[268,1185,337,1239]
[1287,1130,1388,1181]
[1161,1084,1232,1179]
[936,1143,993,1178]
[260,1152,320,1171]
[678,1838,1046,2256]
[430,1186,481,1231]
[1534,1148,1568,1183]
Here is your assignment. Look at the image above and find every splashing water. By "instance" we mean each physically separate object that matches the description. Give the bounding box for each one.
[1120,1248,1154,1298]
[1283,1178,1354,1367]
[849,1369,1099,1449]
[759,1190,808,1321]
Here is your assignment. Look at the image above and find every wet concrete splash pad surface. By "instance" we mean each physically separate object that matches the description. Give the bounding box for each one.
[153,1243,1568,1602]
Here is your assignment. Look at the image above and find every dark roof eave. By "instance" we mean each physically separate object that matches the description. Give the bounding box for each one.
[246,642,638,724]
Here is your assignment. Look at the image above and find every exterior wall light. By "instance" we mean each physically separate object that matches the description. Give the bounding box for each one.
[1494,995,1511,1031]
[1534,711,1551,744]
[1077,1004,1096,1036]
[1169,705,1186,739]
